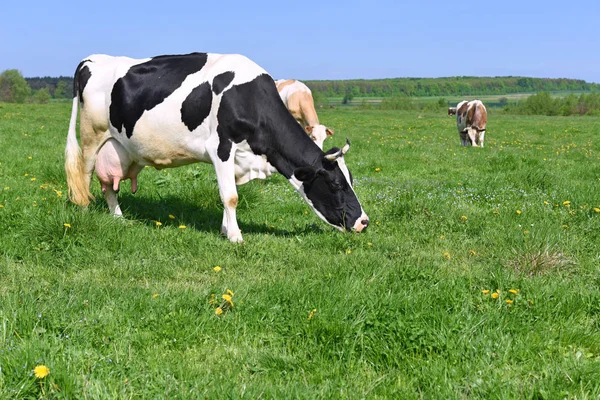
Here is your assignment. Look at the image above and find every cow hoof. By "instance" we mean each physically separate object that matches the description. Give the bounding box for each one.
[228,232,244,243]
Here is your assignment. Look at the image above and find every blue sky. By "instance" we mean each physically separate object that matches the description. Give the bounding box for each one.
[1,0,599,82]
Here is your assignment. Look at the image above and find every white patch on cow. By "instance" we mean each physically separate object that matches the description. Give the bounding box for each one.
[234,140,277,185]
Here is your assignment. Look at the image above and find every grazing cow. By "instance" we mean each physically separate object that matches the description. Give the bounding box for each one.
[450,100,487,147]
[65,53,369,242]
[275,79,334,149]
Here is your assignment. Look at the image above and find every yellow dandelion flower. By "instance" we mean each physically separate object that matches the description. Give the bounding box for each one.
[523,230,529,235]
[505,299,513,304]
[34,365,50,379]
[222,294,234,307]
[439,235,445,239]
[28,156,32,160]
[215,307,223,316]
[493,210,499,215]
[544,201,549,205]
[594,208,600,213]
[529,300,534,305]
[443,251,451,260]
[152,293,159,298]
[516,210,521,215]
[346,249,351,255]
[24,173,29,177]
[169,214,175,219]
[155,221,162,226]
[30,177,36,181]
[226,289,234,296]
[563,201,570,206]
[562,225,569,229]
[375,167,381,172]
[0,204,3,208]
[509,289,519,295]
[213,266,222,272]
[308,308,317,320]
[491,292,499,299]
[178,225,186,229]
[367,242,372,246]
[470,250,477,256]
[63,223,71,228]
[460,215,467,220]
[482,289,490,295]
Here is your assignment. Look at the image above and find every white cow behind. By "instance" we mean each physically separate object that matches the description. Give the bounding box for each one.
[275,79,333,149]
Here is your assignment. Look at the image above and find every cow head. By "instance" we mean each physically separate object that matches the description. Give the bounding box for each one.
[292,139,369,232]
[447,107,457,116]
[305,124,335,149]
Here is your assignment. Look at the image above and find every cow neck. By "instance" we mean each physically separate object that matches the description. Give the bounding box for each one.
[261,116,324,179]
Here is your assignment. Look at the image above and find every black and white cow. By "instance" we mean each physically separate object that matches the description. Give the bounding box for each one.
[65,52,369,242]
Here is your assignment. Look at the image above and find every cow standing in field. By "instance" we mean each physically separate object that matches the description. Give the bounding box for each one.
[275,79,334,149]
[448,100,487,147]
[65,53,369,242]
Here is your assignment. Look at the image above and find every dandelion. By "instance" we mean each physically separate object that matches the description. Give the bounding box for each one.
[375,168,381,172]
[63,223,71,228]
[0,204,3,208]
[460,215,467,221]
[222,294,234,307]
[213,266,222,272]
[516,210,521,215]
[439,235,445,239]
[308,308,317,320]
[529,300,534,305]
[563,225,569,230]
[470,250,477,256]
[491,292,499,299]
[155,221,162,226]
[544,201,549,205]
[523,230,529,235]
[31,177,36,181]
[34,365,50,379]
[152,293,159,298]
[178,225,186,229]
[443,251,451,260]
[169,214,175,219]
[367,242,372,246]
[505,299,513,304]
[226,289,234,296]
[215,307,223,316]
[509,289,519,295]
[493,210,499,215]
[563,201,570,206]
[594,208,600,213]
[346,249,351,255]
[482,289,490,295]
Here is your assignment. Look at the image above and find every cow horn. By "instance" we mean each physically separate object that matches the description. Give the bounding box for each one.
[324,139,351,161]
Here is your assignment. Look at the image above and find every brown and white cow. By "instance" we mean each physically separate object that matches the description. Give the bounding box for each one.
[65,53,369,242]
[450,100,487,147]
[275,79,333,149]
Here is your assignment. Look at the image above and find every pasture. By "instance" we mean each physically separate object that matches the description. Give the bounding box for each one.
[1,102,600,398]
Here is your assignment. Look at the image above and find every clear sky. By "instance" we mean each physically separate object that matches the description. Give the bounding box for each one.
[1,0,599,82]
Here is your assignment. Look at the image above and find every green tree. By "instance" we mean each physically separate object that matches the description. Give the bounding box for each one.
[34,87,51,104]
[54,80,69,99]
[0,69,31,103]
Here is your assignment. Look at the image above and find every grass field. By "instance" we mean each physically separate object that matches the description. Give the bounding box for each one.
[1,102,600,398]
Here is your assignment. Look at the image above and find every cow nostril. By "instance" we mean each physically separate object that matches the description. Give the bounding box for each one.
[361,219,369,227]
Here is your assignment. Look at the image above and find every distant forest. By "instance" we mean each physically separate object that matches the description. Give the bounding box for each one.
[25,76,600,100]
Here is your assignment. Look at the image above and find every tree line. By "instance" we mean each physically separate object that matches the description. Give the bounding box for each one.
[305,76,599,99]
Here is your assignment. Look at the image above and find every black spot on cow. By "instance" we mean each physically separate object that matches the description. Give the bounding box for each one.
[181,82,213,131]
[73,59,92,103]
[110,53,208,138]
[212,71,235,95]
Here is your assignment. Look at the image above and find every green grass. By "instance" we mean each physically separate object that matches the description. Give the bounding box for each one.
[1,102,600,398]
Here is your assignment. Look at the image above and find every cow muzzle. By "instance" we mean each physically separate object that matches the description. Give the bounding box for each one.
[352,213,370,232]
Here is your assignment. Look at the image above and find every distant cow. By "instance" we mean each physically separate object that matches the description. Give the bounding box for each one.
[275,79,334,149]
[449,100,487,147]
[65,53,369,242]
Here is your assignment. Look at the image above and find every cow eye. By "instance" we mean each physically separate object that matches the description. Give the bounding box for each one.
[330,181,343,190]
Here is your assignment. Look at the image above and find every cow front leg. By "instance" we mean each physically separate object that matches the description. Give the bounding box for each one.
[211,157,243,243]
[467,128,479,147]
[478,131,485,148]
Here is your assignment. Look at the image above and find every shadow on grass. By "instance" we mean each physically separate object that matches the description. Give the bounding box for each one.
[107,193,326,238]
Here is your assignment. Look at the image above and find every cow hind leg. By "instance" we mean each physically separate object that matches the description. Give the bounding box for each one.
[467,128,479,147]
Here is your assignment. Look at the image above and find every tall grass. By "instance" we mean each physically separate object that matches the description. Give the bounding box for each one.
[1,103,600,398]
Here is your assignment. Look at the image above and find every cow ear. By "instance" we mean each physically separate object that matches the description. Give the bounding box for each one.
[325,127,334,137]
[305,126,313,134]
[293,166,316,182]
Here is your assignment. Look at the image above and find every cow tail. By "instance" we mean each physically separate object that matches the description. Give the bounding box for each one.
[65,62,92,207]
